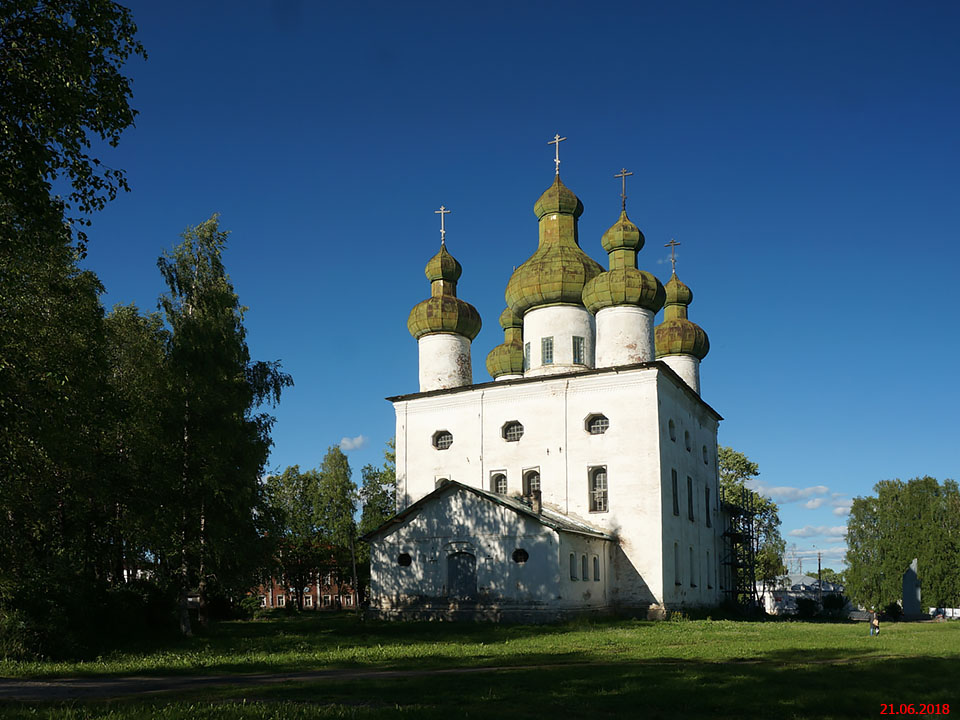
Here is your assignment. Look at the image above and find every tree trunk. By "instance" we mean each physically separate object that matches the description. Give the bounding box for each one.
[197,506,208,629]
[350,533,358,614]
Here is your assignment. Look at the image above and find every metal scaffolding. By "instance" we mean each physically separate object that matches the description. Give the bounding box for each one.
[721,485,760,609]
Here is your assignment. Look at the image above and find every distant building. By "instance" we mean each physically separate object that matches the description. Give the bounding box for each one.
[760,574,846,615]
[254,574,356,611]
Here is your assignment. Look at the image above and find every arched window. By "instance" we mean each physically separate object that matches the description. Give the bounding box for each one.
[589,467,608,512]
[523,470,540,495]
[668,419,676,442]
[491,473,507,494]
[581,554,588,581]
[689,546,696,588]
[593,555,600,582]
[569,552,577,580]
[684,430,691,451]
[702,445,709,464]
[433,430,453,450]
[502,421,524,442]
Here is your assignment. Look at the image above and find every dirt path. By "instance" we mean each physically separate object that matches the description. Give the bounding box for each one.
[0,663,578,702]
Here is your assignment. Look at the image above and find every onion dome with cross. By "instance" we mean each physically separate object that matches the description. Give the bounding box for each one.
[654,241,709,394]
[407,207,482,392]
[485,307,524,381]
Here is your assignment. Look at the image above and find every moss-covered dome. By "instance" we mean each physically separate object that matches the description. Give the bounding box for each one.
[505,176,603,316]
[655,273,709,359]
[485,307,524,378]
[425,244,462,282]
[582,210,665,314]
[533,174,584,220]
[407,245,481,341]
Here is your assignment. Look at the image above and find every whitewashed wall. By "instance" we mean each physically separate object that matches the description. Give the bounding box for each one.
[523,304,595,376]
[369,487,613,612]
[418,333,472,392]
[392,364,723,608]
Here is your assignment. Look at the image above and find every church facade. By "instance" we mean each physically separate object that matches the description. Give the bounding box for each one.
[365,155,726,619]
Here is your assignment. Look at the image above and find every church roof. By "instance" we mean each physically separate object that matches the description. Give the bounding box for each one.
[360,480,615,542]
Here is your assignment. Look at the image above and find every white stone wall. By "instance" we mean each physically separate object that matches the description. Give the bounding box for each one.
[392,365,721,608]
[418,333,472,392]
[595,306,655,368]
[369,487,612,611]
[656,371,723,608]
[522,304,595,377]
[660,354,701,395]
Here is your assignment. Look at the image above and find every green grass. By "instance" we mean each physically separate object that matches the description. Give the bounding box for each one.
[2,614,959,719]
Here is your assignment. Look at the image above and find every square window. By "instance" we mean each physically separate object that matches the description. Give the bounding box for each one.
[573,336,585,364]
[542,337,554,364]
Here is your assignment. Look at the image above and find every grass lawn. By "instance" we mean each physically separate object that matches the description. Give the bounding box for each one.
[1,613,958,718]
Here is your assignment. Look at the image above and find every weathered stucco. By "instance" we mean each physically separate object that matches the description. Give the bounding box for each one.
[595,306,655,368]
[418,333,473,392]
[660,354,701,396]
[522,304,595,377]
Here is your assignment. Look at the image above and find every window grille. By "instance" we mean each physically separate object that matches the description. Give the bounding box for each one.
[433,431,453,450]
[573,336,585,364]
[524,470,540,494]
[503,421,524,442]
[590,467,608,512]
[587,414,609,434]
[492,473,507,494]
[541,336,554,364]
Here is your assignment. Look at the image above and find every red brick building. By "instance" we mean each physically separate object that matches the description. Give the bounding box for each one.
[255,573,357,610]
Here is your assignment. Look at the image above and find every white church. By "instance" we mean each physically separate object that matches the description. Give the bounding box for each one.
[365,145,727,620]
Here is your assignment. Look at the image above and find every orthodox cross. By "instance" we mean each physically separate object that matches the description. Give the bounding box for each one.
[614,168,633,211]
[664,238,681,274]
[548,134,566,175]
[435,205,450,245]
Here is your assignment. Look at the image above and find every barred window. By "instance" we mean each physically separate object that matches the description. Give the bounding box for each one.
[491,473,507,494]
[523,470,541,495]
[542,336,554,364]
[502,421,524,442]
[512,548,529,563]
[672,469,679,516]
[573,336,585,364]
[433,430,453,450]
[586,414,609,434]
[590,467,608,512]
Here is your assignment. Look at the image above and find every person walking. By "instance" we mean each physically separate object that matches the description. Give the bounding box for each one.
[870,610,880,636]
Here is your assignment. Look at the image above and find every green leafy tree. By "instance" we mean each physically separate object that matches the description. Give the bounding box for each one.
[158,215,292,634]
[0,0,145,251]
[845,477,960,611]
[357,438,397,603]
[315,446,358,610]
[718,447,786,605]
[265,466,325,611]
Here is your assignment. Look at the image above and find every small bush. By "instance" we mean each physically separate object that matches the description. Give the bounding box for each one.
[796,597,819,618]
[668,610,689,622]
[883,602,903,621]
[0,608,47,660]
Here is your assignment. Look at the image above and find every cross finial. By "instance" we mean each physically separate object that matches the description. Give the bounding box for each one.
[614,168,633,211]
[435,205,450,245]
[665,238,681,275]
[548,134,567,175]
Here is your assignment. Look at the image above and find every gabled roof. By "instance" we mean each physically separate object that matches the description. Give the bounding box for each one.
[361,480,615,542]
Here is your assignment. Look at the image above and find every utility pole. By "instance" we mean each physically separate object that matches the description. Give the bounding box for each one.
[818,551,823,607]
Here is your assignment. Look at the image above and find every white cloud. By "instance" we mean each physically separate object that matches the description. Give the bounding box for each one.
[754,484,830,504]
[804,498,826,510]
[832,505,851,516]
[789,525,847,539]
[339,434,368,451]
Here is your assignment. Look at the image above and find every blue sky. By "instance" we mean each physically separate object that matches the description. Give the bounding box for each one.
[82,1,959,571]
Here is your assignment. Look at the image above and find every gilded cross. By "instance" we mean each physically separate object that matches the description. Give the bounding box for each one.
[665,238,681,274]
[614,168,633,210]
[548,134,567,175]
[435,205,450,245]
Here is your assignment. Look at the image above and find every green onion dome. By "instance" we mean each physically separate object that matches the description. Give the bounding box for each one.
[485,307,524,379]
[654,273,709,359]
[505,176,603,316]
[582,210,666,314]
[407,245,482,341]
